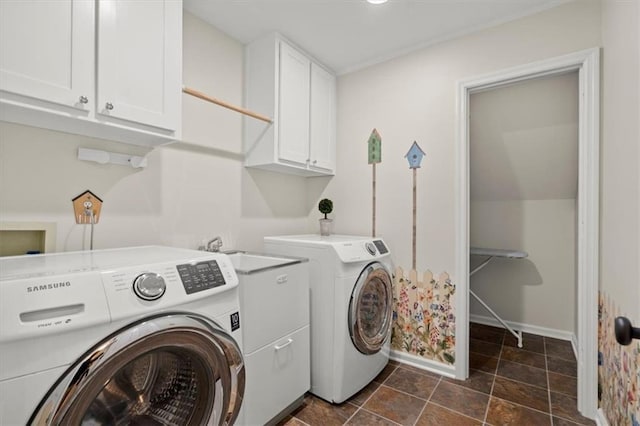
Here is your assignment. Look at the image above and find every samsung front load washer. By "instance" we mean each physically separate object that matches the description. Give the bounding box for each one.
[0,246,244,425]
[263,234,393,404]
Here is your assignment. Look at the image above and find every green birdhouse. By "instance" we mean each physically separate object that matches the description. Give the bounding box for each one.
[367,128,382,164]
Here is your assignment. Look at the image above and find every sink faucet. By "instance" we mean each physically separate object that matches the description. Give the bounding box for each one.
[205,236,223,252]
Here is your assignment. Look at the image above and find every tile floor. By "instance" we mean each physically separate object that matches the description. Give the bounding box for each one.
[278,323,596,426]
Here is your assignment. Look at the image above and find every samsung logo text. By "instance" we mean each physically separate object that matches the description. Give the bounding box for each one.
[27,282,71,293]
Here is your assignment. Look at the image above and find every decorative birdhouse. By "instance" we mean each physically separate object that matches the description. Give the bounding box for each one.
[367,128,382,164]
[72,190,103,224]
[404,141,425,169]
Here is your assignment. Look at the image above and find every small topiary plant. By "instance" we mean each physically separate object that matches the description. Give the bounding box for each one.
[318,198,333,219]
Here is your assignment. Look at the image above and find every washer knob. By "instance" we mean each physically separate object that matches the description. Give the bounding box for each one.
[365,242,377,256]
[133,272,166,301]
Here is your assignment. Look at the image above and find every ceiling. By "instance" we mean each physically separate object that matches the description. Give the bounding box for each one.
[183,0,569,75]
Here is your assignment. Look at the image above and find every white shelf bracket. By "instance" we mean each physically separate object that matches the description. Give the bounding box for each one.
[78,147,147,169]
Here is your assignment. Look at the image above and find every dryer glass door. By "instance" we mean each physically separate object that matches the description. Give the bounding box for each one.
[30,313,244,426]
[348,262,393,354]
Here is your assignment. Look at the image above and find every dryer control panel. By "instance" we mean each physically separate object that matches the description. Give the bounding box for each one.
[333,239,390,263]
[373,240,388,254]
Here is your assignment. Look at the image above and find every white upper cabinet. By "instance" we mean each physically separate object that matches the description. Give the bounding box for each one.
[0,0,94,114]
[278,43,311,167]
[309,63,336,172]
[0,0,182,147]
[97,0,181,132]
[244,33,336,176]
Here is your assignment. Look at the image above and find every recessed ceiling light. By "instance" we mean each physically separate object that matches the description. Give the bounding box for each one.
[367,0,388,4]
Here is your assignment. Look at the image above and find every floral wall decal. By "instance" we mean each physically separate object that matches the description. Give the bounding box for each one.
[598,292,639,426]
[392,267,456,364]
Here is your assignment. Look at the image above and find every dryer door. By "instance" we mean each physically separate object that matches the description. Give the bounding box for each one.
[348,262,393,355]
[30,313,244,426]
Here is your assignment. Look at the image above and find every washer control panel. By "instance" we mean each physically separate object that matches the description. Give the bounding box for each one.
[0,247,240,340]
[176,260,226,294]
[101,252,238,322]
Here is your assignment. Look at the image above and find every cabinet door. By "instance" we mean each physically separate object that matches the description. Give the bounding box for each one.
[240,263,309,353]
[278,42,310,166]
[97,0,181,131]
[242,326,310,425]
[0,0,94,113]
[309,63,336,172]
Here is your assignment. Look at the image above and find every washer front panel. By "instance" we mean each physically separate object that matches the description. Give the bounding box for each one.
[30,313,245,426]
[348,262,393,355]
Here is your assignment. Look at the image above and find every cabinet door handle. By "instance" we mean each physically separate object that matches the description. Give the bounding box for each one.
[105,102,114,111]
[274,338,293,351]
[79,96,89,104]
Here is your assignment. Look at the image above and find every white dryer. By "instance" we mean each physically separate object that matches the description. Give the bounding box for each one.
[0,246,245,425]
[263,234,393,404]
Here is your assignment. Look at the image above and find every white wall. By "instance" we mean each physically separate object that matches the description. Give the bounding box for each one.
[598,3,640,423]
[470,199,576,330]
[469,73,579,202]
[469,73,578,333]
[0,12,318,254]
[318,0,600,280]
[600,0,640,321]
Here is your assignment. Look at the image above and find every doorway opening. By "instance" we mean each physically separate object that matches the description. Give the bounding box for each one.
[454,48,600,419]
[469,71,578,343]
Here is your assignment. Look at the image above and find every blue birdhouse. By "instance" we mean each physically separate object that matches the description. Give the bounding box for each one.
[404,141,425,169]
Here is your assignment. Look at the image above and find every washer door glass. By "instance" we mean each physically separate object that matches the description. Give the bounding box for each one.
[349,262,393,354]
[30,313,244,426]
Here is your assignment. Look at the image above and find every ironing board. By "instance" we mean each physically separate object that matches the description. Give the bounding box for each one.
[470,247,528,348]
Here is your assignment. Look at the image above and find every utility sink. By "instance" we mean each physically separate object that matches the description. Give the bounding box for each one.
[226,251,305,274]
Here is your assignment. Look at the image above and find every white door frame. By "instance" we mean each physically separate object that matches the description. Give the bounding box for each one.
[454,47,600,418]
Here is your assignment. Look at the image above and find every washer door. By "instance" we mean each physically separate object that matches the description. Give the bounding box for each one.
[30,313,244,426]
[348,262,393,355]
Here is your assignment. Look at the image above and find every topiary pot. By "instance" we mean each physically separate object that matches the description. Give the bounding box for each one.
[318,198,333,236]
[319,218,333,236]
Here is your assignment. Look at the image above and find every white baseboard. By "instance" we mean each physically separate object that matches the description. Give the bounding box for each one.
[470,314,575,342]
[390,349,456,379]
[571,333,579,361]
[595,408,610,426]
